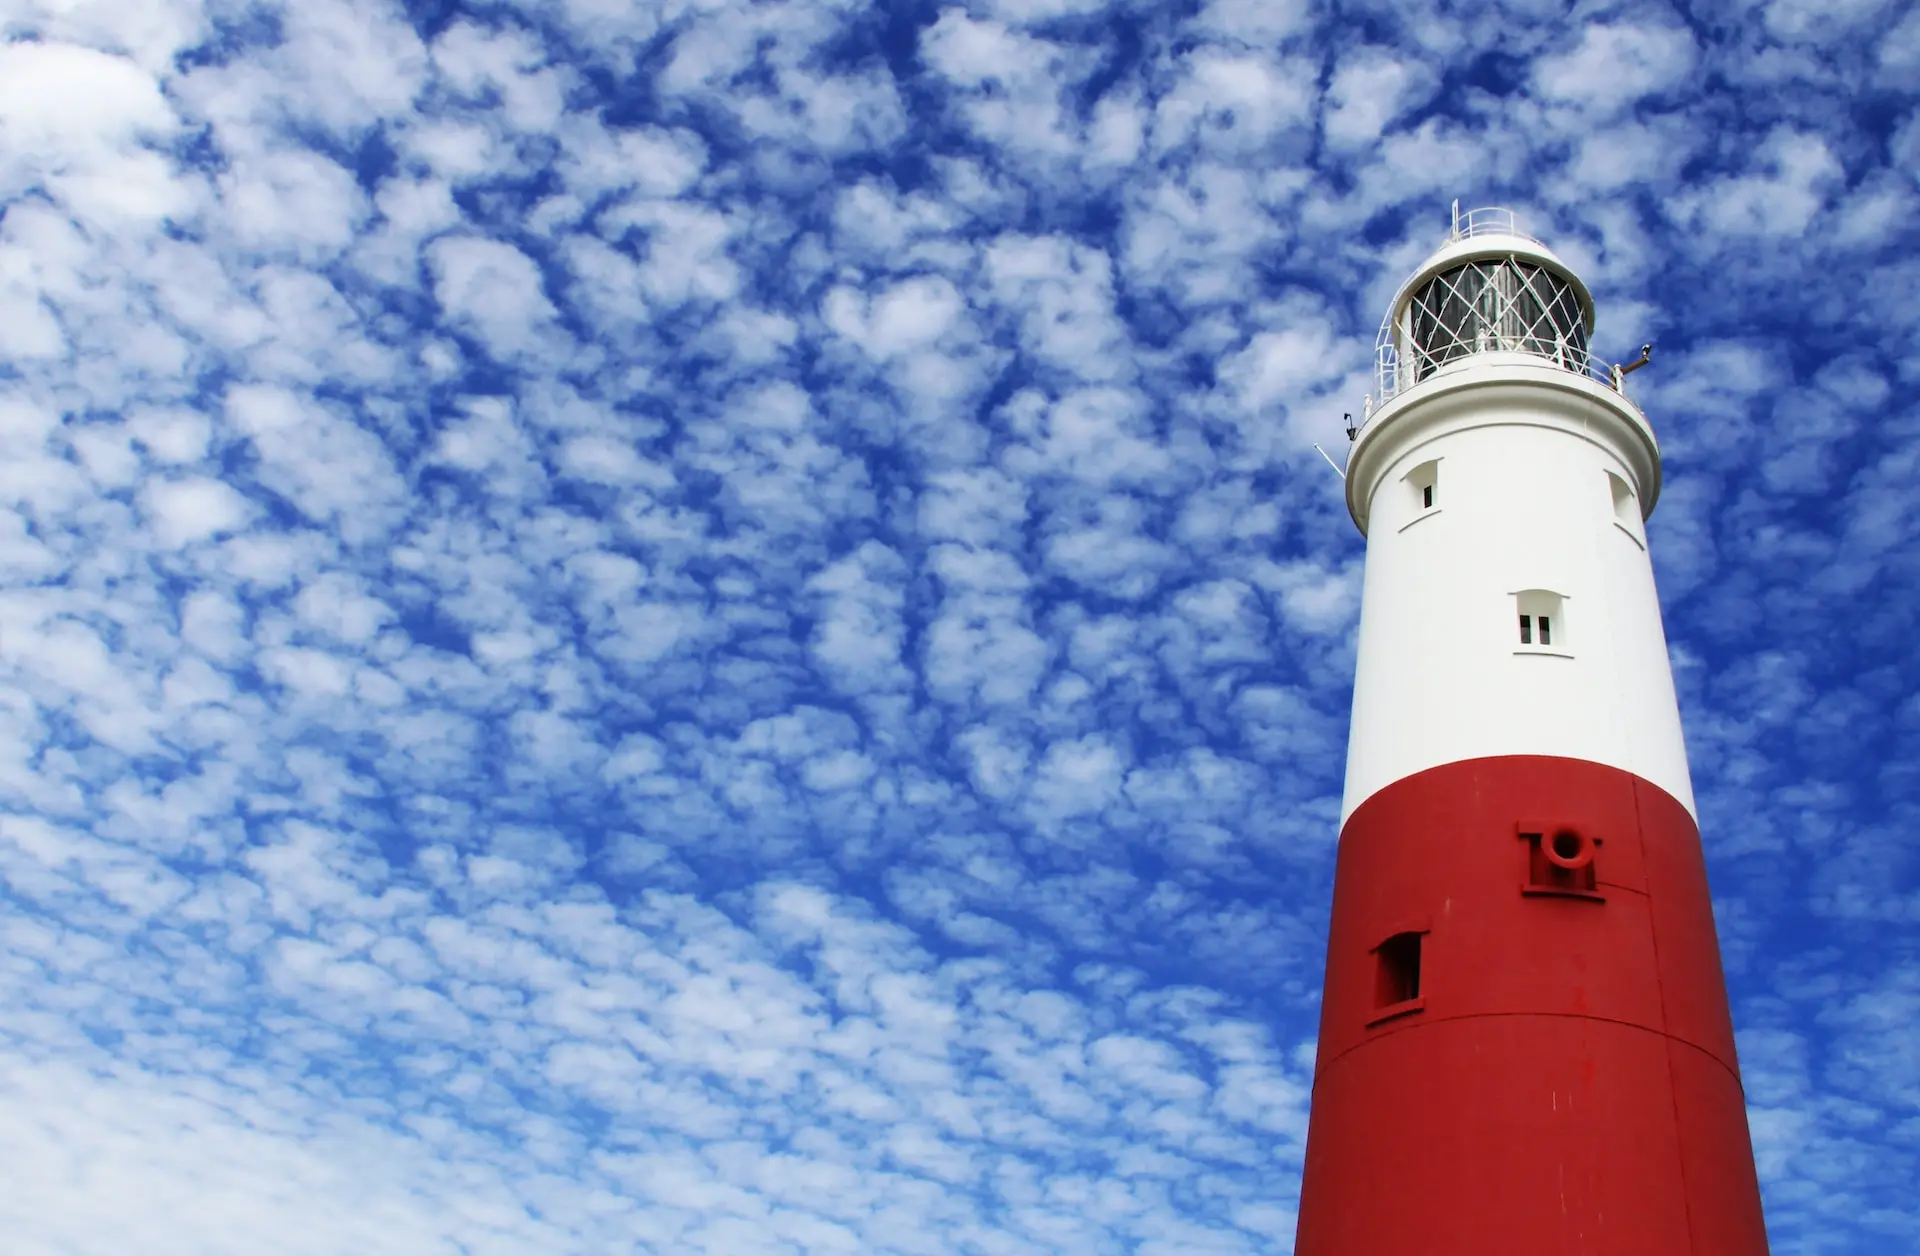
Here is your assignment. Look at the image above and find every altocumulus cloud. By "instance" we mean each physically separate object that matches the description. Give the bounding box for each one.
[0,1,1917,1253]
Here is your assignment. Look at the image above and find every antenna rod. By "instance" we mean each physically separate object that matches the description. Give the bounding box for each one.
[1313,443,1346,481]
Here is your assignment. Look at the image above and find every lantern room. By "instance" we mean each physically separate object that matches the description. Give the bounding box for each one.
[1370,206,1602,407]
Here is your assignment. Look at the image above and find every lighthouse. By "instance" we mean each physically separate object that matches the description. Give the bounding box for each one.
[1293,208,1770,1255]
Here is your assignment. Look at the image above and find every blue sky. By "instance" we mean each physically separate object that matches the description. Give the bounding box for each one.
[0,0,1915,1251]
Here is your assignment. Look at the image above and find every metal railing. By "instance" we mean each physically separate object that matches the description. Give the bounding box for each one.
[1446,204,1543,245]
[1363,340,1632,425]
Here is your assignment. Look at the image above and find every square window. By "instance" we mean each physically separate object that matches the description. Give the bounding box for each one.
[1514,591,1566,652]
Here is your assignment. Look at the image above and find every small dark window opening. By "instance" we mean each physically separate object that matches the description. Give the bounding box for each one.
[1538,615,1552,646]
[1521,827,1602,898]
[1422,484,1434,509]
[1375,932,1423,1007]
[1518,614,1532,644]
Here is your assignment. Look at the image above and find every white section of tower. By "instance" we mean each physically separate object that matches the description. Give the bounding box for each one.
[1339,222,1695,824]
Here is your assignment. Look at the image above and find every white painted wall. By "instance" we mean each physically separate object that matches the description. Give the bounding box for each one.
[1340,356,1694,822]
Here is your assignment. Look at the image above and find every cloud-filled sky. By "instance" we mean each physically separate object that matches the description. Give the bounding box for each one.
[1,0,1916,1251]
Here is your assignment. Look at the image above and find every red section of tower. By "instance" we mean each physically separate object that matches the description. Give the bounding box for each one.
[1293,755,1769,1255]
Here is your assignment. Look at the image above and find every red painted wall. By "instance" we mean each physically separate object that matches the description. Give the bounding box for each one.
[1294,756,1768,1255]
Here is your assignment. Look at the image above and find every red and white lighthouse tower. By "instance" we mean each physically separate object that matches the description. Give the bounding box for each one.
[1293,208,1770,1255]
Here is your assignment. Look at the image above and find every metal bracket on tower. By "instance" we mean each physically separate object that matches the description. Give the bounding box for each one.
[1610,343,1653,391]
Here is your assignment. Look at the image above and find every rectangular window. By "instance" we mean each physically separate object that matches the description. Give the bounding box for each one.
[1609,471,1636,524]
[1608,471,1645,548]
[1375,932,1422,1007]
[1514,591,1567,652]
[1405,460,1440,516]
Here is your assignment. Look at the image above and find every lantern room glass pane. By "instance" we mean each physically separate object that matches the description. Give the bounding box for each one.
[1408,258,1587,380]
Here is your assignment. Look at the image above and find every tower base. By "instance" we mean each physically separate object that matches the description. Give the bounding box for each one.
[1294,756,1768,1255]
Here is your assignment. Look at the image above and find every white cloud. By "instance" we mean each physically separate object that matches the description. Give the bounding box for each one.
[560,123,706,200]
[1190,0,1314,46]
[1323,47,1436,150]
[1042,506,1177,601]
[1027,734,1127,823]
[921,10,1086,159]
[1347,115,1497,215]
[143,477,254,548]
[602,199,741,307]
[220,149,368,260]
[1217,297,1357,417]
[0,42,173,157]
[808,542,913,701]
[921,9,1051,88]
[1005,386,1170,487]
[1764,0,1895,43]
[1251,560,1359,636]
[1682,127,1843,237]
[984,234,1130,381]
[280,0,429,135]
[923,543,1052,707]
[1879,6,1920,83]
[427,235,560,358]
[0,285,65,360]
[973,0,1111,20]
[833,274,967,360]
[0,41,191,224]
[434,19,568,134]
[1155,50,1317,155]
[225,384,409,542]
[1560,118,1697,191]
[0,1053,565,1255]
[1532,22,1698,117]
[0,0,208,71]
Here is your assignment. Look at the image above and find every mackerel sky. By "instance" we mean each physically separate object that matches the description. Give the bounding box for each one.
[1,1,1916,1252]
